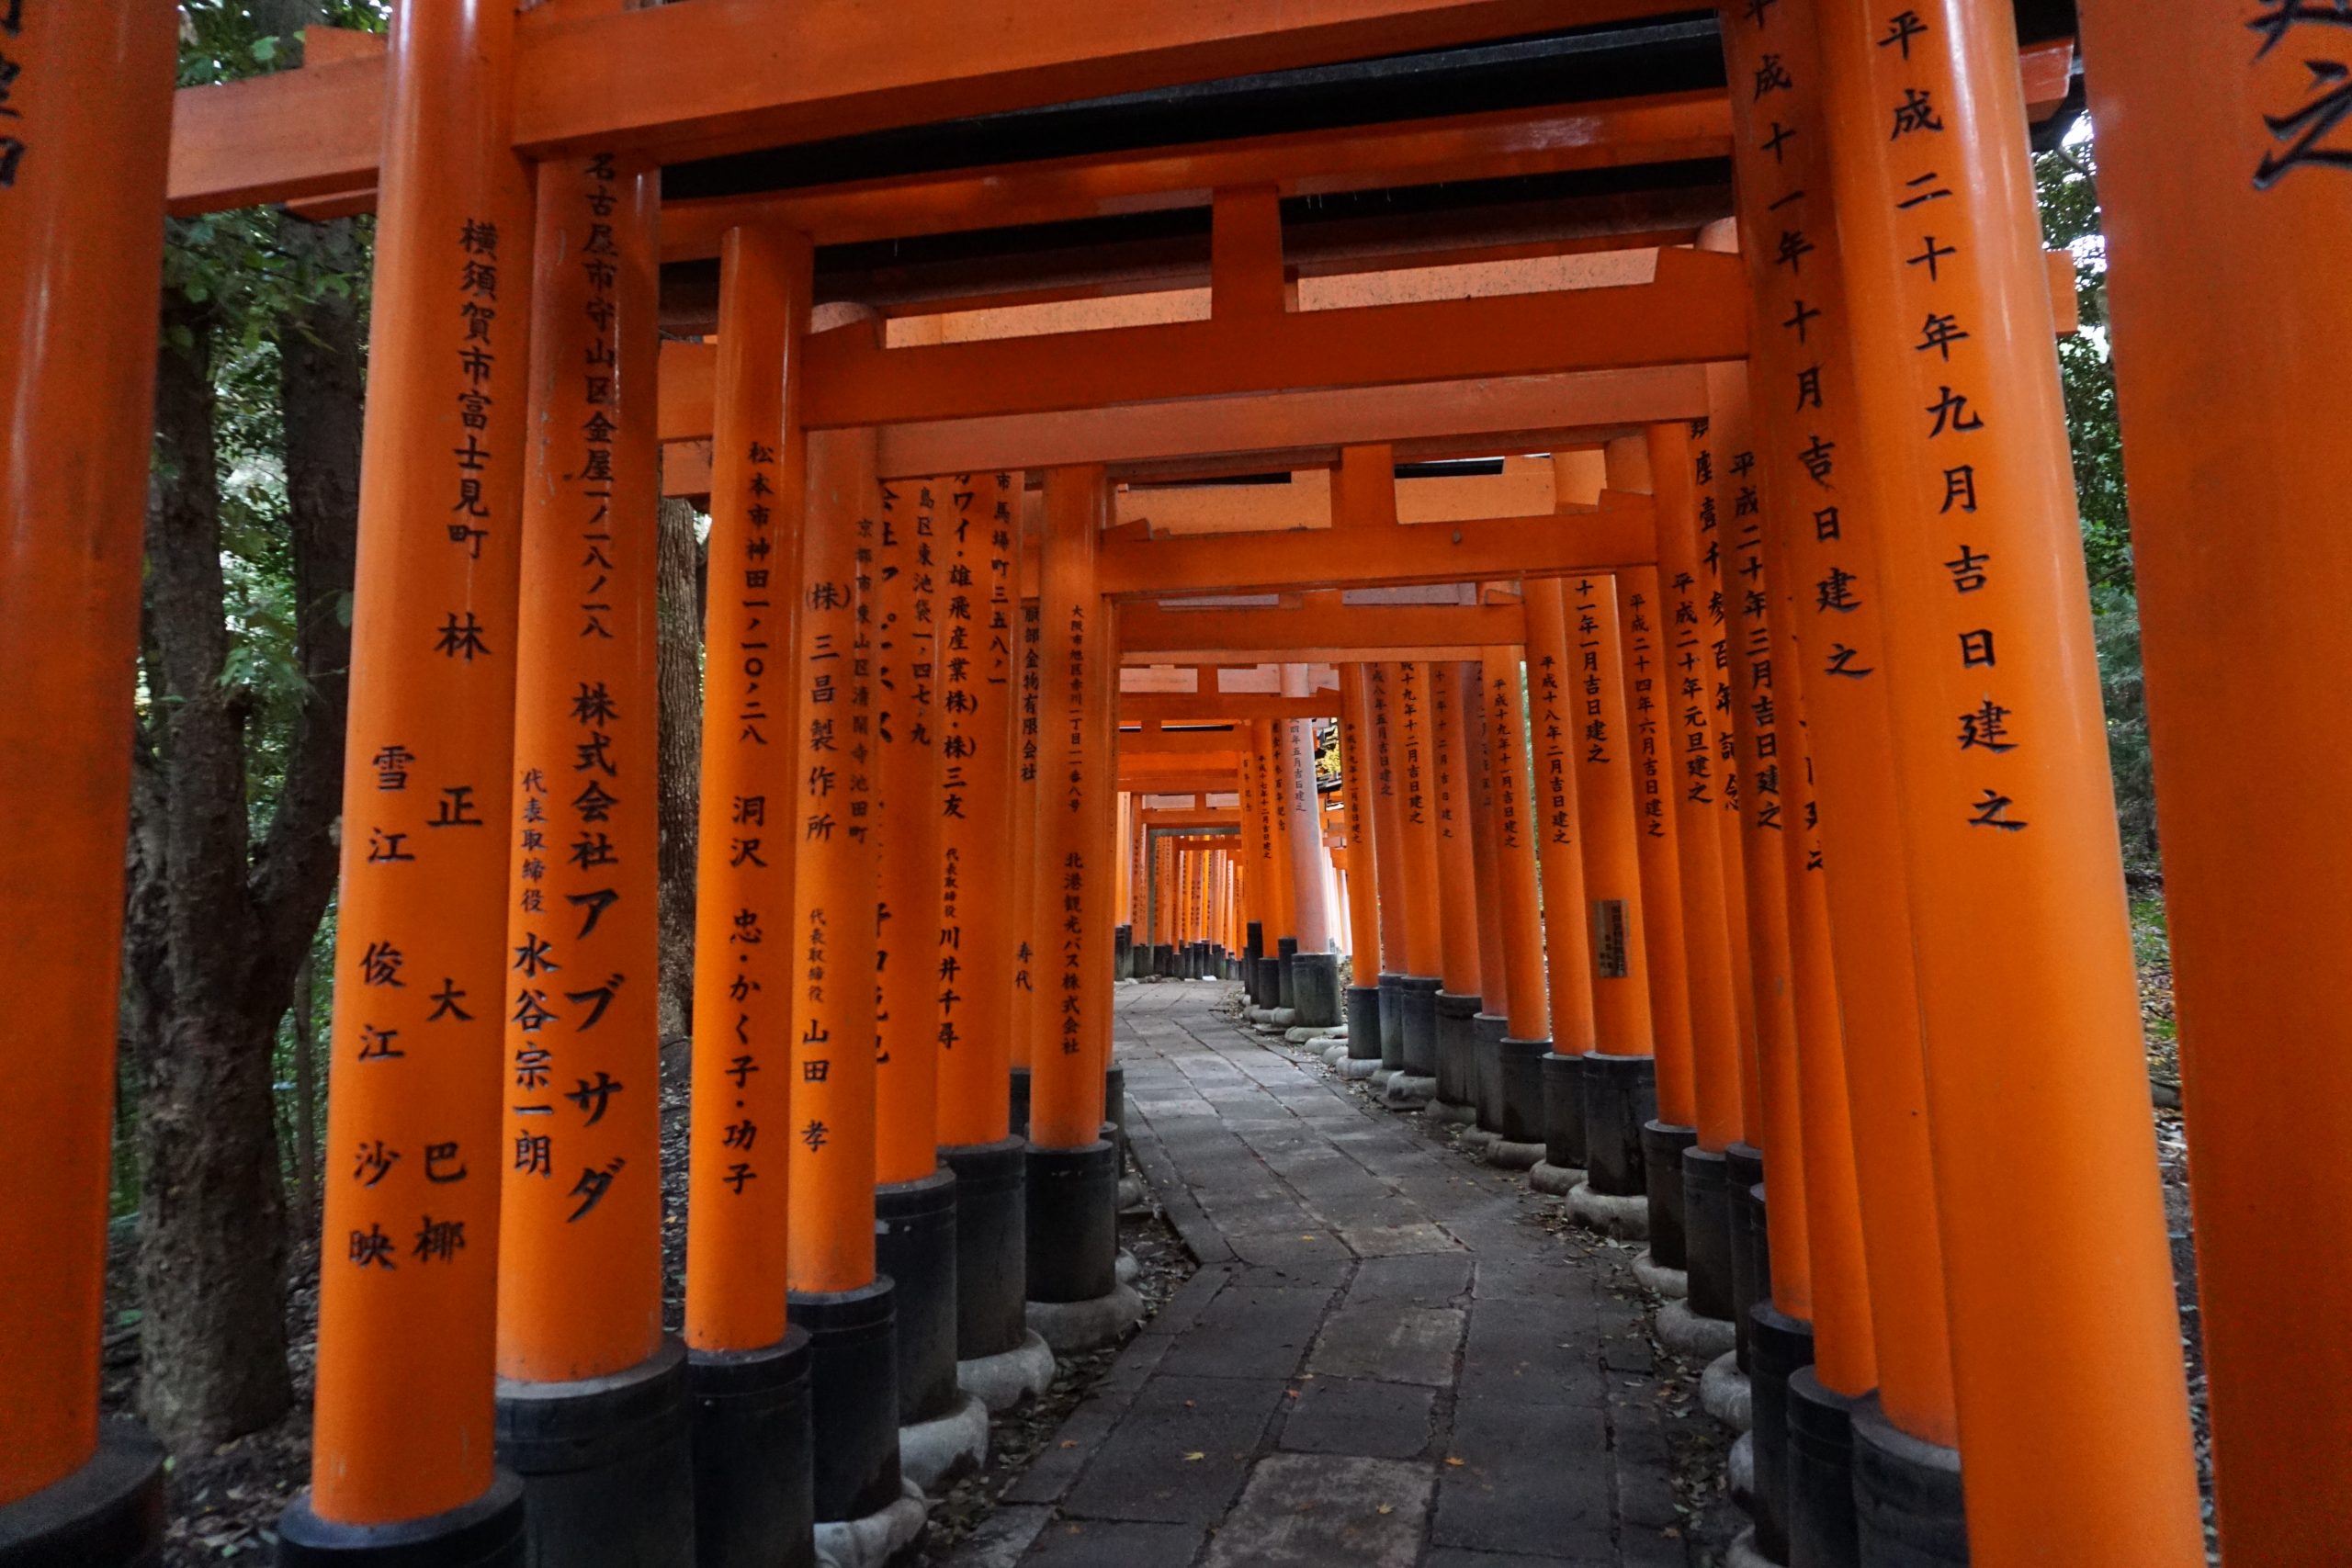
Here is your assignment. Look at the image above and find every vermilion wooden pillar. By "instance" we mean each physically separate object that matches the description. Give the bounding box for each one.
[1646,421,1752,1337]
[871,472,980,1463]
[1555,574,1665,1217]
[1011,570,1042,1083]
[1025,467,1136,1346]
[1385,662,1449,1104]
[1479,647,1555,1165]
[1716,5,1961,1525]
[1428,660,1489,1122]
[2077,8,2352,1556]
[1277,664,1335,955]
[1337,667,1384,968]
[786,420,906,1527]
[1364,662,1417,1079]
[1616,560,1706,1269]
[672,224,818,1564]
[282,1,538,1552]
[939,472,1023,1148]
[1520,580,1607,1190]
[1703,362,1822,1563]
[1819,0,2201,1558]
[490,149,689,1558]
[0,3,175,1556]
[1464,660,1516,1128]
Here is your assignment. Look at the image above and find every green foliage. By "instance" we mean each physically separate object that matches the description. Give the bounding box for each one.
[2038,129,2160,882]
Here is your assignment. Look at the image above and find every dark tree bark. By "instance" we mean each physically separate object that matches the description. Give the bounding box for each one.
[656,491,703,1039]
[130,207,363,1449]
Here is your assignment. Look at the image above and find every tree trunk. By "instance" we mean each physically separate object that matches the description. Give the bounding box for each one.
[656,491,702,1039]
[291,957,317,1231]
[135,283,296,1448]
[131,202,364,1448]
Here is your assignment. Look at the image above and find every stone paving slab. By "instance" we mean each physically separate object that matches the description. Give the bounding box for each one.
[949,982,1736,1568]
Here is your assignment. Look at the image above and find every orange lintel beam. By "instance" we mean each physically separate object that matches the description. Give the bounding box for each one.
[797,248,1745,428]
[1117,728,1251,755]
[1119,602,1526,660]
[1120,693,1340,724]
[1140,808,1244,829]
[1119,768,1243,794]
[167,0,1710,214]
[660,366,1712,487]
[1098,495,1655,597]
[662,90,1732,256]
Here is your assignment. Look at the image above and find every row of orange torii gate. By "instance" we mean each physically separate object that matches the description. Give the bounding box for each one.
[4,1,2343,1566]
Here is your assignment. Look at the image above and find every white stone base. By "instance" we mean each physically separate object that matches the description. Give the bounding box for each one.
[1656,1300,1739,1361]
[1728,1434,1756,1516]
[1340,1057,1382,1079]
[1382,1073,1437,1110]
[1726,1526,1776,1568]
[1632,1251,1689,1299]
[1114,1248,1139,1286]
[1026,1283,1145,1355]
[956,1330,1057,1413]
[813,1478,928,1568]
[1528,1160,1584,1197]
[1428,1100,1480,1126]
[1566,1182,1650,1240]
[1483,1138,1545,1170]
[899,1390,989,1494]
[1701,1350,1753,1432]
[1320,1043,1350,1066]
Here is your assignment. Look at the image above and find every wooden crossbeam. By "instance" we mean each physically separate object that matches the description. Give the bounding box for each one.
[1119,693,1340,723]
[165,0,1707,215]
[661,91,1731,255]
[1138,808,1243,828]
[1120,602,1526,664]
[796,249,1744,427]
[1097,494,1655,596]
[1118,767,1244,793]
[1116,728,1252,754]
[657,365,1708,486]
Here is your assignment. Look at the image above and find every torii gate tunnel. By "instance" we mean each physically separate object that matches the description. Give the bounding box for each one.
[3,2,2342,1565]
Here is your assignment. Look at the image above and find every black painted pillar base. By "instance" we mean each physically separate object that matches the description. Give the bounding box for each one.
[1728,1145,1768,1370]
[1114,923,1132,978]
[1276,936,1300,1010]
[1497,1035,1549,1145]
[1008,1066,1032,1141]
[1243,922,1265,1004]
[1581,1053,1657,1197]
[1747,1305,1815,1565]
[876,1168,961,1426]
[1682,1145,1736,1324]
[1345,985,1383,1060]
[278,1473,527,1567]
[1641,1122,1699,1269]
[1254,955,1281,1007]
[790,1280,902,1525]
[1293,952,1342,1027]
[1375,974,1407,1076]
[1471,1012,1508,1134]
[1787,1369,1861,1568]
[495,1338,693,1568]
[1542,1051,1588,1171]
[1025,1141,1120,1304]
[1,1420,165,1568]
[1851,1396,1968,1567]
[1396,976,1442,1079]
[687,1331,815,1568]
[942,1138,1028,1361]
[1431,990,1482,1117]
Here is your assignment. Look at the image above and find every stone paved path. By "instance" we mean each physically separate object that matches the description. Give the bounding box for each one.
[950,981,1738,1568]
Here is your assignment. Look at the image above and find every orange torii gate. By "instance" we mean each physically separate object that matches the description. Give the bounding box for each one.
[6,5,2280,1567]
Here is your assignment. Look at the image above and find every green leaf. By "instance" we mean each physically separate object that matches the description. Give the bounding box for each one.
[251,33,278,62]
